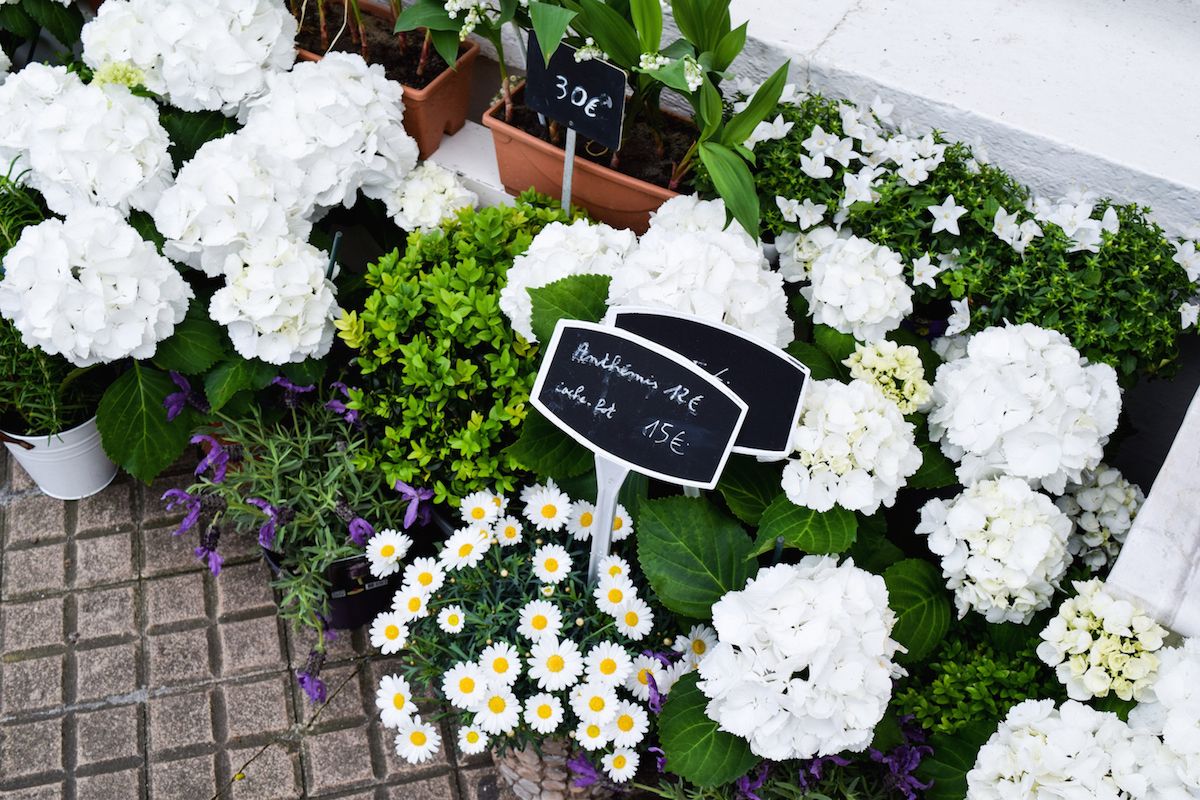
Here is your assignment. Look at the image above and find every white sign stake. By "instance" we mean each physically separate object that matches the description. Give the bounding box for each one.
[561,127,577,212]
[588,454,630,584]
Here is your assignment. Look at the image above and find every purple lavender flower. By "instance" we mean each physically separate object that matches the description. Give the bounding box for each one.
[325,381,359,425]
[646,672,665,715]
[272,377,315,408]
[194,525,224,576]
[641,649,676,669]
[297,649,327,704]
[394,480,433,529]
[796,754,851,791]
[162,488,202,537]
[566,752,601,788]
[247,498,285,549]
[868,716,933,800]
[191,434,229,483]
[736,763,771,800]
[647,747,666,774]
[348,517,374,546]
[163,371,210,422]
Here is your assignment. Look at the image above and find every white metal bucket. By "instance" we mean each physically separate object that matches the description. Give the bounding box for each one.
[3,416,119,500]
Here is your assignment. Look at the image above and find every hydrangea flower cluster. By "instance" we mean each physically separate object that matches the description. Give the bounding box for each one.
[0,207,192,366]
[365,484,666,784]
[0,64,172,216]
[381,161,478,232]
[1056,464,1145,571]
[843,340,932,414]
[1036,579,1166,702]
[1129,638,1200,789]
[697,558,903,760]
[0,45,9,82]
[781,379,922,514]
[81,0,297,116]
[927,324,1121,494]
[916,477,1072,624]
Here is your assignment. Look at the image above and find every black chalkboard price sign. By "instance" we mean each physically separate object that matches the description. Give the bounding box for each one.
[531,320,748,489]
[608,308,810,459]
[525,30,627,151]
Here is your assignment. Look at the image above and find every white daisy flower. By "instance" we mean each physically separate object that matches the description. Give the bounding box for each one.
[608,700,649,748]
[523,692,564,734]
[401,557,445,595]
[437,604,465,633]
[365,529,412,577]
[474,687,521,735]
[493,515,524,546]
[439,527,490,570]
[594,575,637,615]
[574,719,611,751]
[613,598,654,640]
[625,655,666,702]
[533,544,572,584]
[369,612,409,655]
[375,674,416,728]
[517,600,563,642]
[602,748,639,782]
[611,504,633,542]
[457,725,488,755]
[442,662,489,710]
[570,681,618,725]
[527,637,585,691]
[479,642,522,687]
[490,491,509,516]
[657,658,692,694]
[672,624,718,668]
[460,490,499,525]
[598,555,631,580]
[392,587,430,622]
[395,716,441,764]
[523,482,572,531]
[566,501,597,541]
[584,642,633,686]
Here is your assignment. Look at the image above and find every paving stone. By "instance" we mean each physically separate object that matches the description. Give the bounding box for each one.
[219,615,284,677]
[381,718,452,782]
[147,628,213,687]
[74,585,137,642]
[74,532,136,588]
[0,716,63,779]
[75,643,139,702]
[371,657,436,700]
[140,524,205,577]
[389,774,459,800]
[145,573,208,629]
[76,704,141,767]
[3,783,64,800]
[1,596,64,653]
[4,493,66,546]
[459,767,511,800]
[141,473,194,526]
[303,727,378,794]
[290,624,363,666]
[228,743,301,800]
[2,542,67,599]
[223,676,292,741]
[148,689,213,753]
[1,654,63,714]
[216,561,277,618]
[150,754,215,800]
[305,665,366,727]
[8,458,36,493]
[75,769,140,800]
[76,481,134,533]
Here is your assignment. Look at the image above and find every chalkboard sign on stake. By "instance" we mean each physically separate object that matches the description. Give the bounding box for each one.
[608,307,811,460]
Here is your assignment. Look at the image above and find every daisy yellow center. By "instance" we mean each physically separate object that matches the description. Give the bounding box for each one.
[380,544,396,558]
[588,696,605,712]
[586,724,601,738]
[617,714,634,732]
[471,507,486,520]
[393,694,407,709]
[612,755,627,769]
[547,655,565,673]
[410,731,427,746]
[418,572,433,586]
[541,504,558,519]
[544,558,559,572]
[487,696,506,714]
[613,517,624,531]
[608,566,623,577]
[407,597,421,613]
[600,658,617,675]
[504,526,517,539]
[492,497,503,507]
[459,677,476,693]
[537,704,553,719]
[624,611,640,627]
[580,512,594,527]
[692,639,707,655]
[532,615,548,630]
[607,588,624,604]
[385,625,400,640]
[447,614,460,626]
[637,668,650,686]
[493,657,510,674]
[458,543,474,558]
[466,731,480,743]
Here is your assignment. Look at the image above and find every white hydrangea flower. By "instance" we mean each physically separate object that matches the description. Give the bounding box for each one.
[1129,638,1200,790]
[1037,579,1166,703]
[1056,464,1144,571]
[927,324,1121,494]
[383,161,477,232]
[81,0,297,116]
[209,237,339,365]
[610,197,792,348]
[775,226,841,283]
[0,64,81,173]
[697,558,903,761]
[0,208,192,367]
[799,228,914,342]
[843,340,932,414]
[781,379,921,515]
[0,47,10,83]
[152,135,313,277]
[500,219,636,343]
[968,699,1181,800]
[916,477,1072,624]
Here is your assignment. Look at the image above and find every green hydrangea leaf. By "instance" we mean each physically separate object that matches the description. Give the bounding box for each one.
[504,409,593,480]
[21,0,83,47]
[152,312,226,375]
[813,323,858,363]
[785,340,840,380]
[715,456,782,526]
[916,721,994,800]
[846,514,904,573]
[659,673,760,787]
[96,363,192,484]
[528,274,612,344]
[908,440,959,489]
[750,493,857,556]
[884,558,952,664]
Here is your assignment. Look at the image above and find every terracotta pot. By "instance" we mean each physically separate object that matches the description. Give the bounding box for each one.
[482,86,679,234]
[296,7,479,159]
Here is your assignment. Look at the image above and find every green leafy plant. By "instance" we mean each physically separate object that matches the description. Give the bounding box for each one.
[337,192,578,504]
[0,0,84,54]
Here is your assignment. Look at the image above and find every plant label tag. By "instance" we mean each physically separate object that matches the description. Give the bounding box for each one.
[525,30,627,151]
[531,320,748,489]
[609,307,810,459]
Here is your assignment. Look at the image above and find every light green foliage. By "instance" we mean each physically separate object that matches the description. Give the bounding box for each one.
[338,193,577,504]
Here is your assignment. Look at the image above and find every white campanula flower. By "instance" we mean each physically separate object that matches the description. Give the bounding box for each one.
[0,208,191,367]
[1037,579,1166,703]
[697,558,903,760]
[1056,464,1144,571]
[369,611,409,655]
[375,674,416,728]
[598,555,631,581]
[442,662,488,710]
[781,379,921,515]
[493,515,524,547]
[439,526,491,570]
[500,219,635,342]
[392,586,429,622]
[583,642,632,686]
[842,166,881,207]
[1029,195,1119,254]
[672,624,717,669]
[523,692,564,734]
[612,598,653,640]
[594,575,637,616]
[609,700,650,748]
[927,195,968,236]
[1182,302,1200,330]
[1129,638,1200,788]
[527,637,585,692]
[437,605,466,634]
[927,324,1121,494]
[992,206,1043,253]
[517,600,563,642]
[532,545,572,584]
[394,715,441,764]
[1174,239,1200,283]
[570,681,618,725]
[574,719,611,751]
[945,298,971,337]
[460,490,499,525]
[911,254,940,289]
[843,340,933,415]
[523,483,573,532]
[478,642,522,687]
[800,153,833,180]
[208,237,339,365]
[917,477,1072,624]
[474,686,521,735]
[743,113,793,150]
[382,161,477,231]
[602,749,639,783]
[798,228,914,342]
[775,196,826,230]
[456,725,488,755]
[401,558,445,596]
[365,529,412,578]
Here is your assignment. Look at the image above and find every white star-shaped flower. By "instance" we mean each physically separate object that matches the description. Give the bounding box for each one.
[1174,240,1200,283]
[842,167,880,207]
[800,153,833,180]
[801,124,834,156]
[992,207,1020,246]
[946,298,971,336]
[1181,302,1199,330]
[928,195,968,236]
[913,254,939,288]
[826,137,858,168]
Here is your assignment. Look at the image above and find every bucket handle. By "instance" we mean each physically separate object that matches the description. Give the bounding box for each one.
[0,431,35,451]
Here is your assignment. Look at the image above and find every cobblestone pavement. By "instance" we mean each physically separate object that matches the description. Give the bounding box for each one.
[0,450,507,800]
